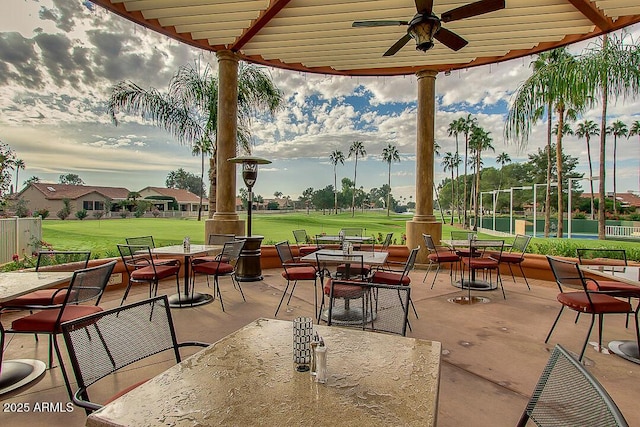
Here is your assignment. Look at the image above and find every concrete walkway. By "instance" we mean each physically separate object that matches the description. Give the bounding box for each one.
[2,268,639,426]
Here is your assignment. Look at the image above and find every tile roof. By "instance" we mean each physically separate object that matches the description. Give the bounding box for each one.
[139,186,207,203]
[28,183,130,200]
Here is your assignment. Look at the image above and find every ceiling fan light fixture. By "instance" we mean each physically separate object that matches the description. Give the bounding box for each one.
[409,19,441,52]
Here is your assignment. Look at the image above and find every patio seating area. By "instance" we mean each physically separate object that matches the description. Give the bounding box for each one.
[2,264,640,426]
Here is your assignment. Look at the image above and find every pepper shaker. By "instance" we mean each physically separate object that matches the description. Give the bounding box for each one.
[315,340,327,383]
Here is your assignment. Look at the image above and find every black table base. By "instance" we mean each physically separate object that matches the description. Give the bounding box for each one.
[0,359,46,395]
[167,292,213,308]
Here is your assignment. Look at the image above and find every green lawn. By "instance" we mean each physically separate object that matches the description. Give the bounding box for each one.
[39,211,640,261]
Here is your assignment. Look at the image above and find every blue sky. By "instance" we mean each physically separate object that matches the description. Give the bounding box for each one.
[1,0,639,202]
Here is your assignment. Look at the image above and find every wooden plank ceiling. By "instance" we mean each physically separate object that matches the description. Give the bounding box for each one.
[91,0,640,75]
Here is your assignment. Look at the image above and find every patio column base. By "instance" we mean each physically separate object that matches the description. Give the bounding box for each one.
[406,220,442,264]
[204,218,245,241]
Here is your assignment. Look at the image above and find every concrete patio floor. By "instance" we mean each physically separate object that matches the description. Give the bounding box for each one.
[2,267,639,426]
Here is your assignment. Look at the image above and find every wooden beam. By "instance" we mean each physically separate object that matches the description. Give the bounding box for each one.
[566,0,612,31]
[232,0,293,51]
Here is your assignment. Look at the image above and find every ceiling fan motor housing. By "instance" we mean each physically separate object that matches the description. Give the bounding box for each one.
[408,14,441,52]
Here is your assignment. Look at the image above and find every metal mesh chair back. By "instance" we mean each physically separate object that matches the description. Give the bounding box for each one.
[275,241,295,264]
[510,234,531,254]
[117,244,155,276]
[471,239,504,258]
[547,256,588,291]
[208,233,236,245]
[381,233,393,251]
[423,234,437,252]
[125,235,157,248]
[340,228,363,237]
[365,282,410,336]
[315,252,365,280]
[220,239,245,266]
[292,229,309,245]
[36,250,91,272]
[404,247,420,275]
[63,260,116,306]
[451,230,476,240]
[518,344,628,427]
[61,296,182,411]
[577,249,628,266]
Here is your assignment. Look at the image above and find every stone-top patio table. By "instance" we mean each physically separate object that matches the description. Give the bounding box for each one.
[86,317,441,427]
[149,244,222,308]
[0,271,73,394]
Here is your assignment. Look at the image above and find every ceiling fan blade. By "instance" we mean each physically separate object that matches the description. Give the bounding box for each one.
[434,27,468,51]
[415,0,434,15]
[352,20,408,27]
[441,0,505,23]
[383,33,412,57]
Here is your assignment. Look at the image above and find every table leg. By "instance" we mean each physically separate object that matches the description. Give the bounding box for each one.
[167,255,213,308]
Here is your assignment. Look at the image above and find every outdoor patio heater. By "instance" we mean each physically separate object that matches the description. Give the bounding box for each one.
[228,155,271,281]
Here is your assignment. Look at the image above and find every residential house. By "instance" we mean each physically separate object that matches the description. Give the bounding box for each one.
[138,187,208,216]
[15,183,129,218]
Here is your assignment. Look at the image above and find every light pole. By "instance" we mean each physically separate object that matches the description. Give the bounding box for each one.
[533,182,557,237]
[510,186,532,235]
[228,155,271,282]
[480,191,494,231]
[568,176,599,239]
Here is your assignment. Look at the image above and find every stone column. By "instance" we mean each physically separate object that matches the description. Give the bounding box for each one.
[205,50,245,239]
[406,69,442,264]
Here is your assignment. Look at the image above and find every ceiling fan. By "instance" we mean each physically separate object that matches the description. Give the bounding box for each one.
[352,0,505,56]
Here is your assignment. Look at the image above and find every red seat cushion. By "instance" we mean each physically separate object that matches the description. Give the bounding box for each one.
[131,265,180,281]
[11,306,103,333]
[282,266,317,281]
[370,271,411,286]
[192,255,230,264]
[586,280,640,297]
[428,253,459,263]
[3,289,68,307]
[492,253,523,263]
[191,262,234,275]
[323,278,366,298]
[337,264,371,277]
[557,292,632,314]
[462,258,499,269]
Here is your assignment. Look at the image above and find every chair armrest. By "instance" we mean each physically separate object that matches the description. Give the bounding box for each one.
[177,341,210,349]
[72,389,103,412]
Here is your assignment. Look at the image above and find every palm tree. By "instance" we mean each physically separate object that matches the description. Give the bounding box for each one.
[191,139,212,221]
[577,32,640,238]
[447,118,465,223]
[469,126,494,231]
[329,150,345,214]
[13,158,25,193]
[381,144,400,217]
[630,120,640,191]
[348,141,366,217]
[606,120,628,215]
[107,59,284,218]
[442,152,459,225]
[496,152,511,191]
[575,119,599,219]
[505,47,580,238]
[460,114,477,228]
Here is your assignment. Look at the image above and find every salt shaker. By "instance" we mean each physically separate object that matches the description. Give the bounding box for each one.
[315,340,327,383]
